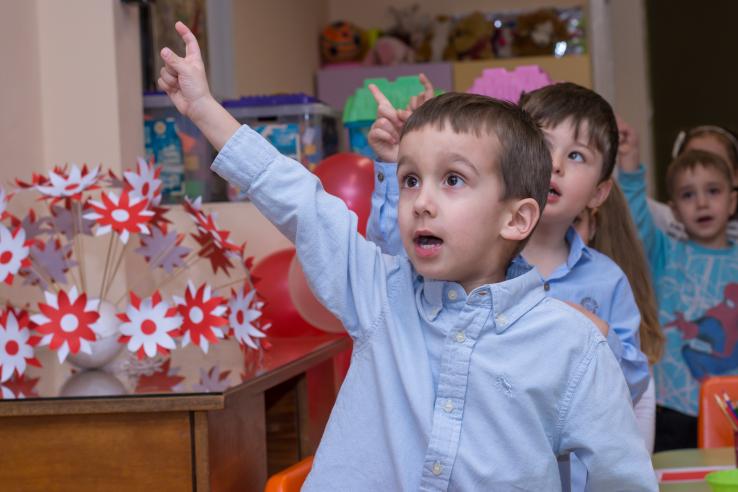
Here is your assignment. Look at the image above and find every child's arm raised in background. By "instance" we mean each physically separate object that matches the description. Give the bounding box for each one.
[365,76,434,255]
[159,23,388,342]
[616,118,671,274]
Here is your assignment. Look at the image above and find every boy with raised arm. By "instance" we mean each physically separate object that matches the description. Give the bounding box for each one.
[159,22,656,491]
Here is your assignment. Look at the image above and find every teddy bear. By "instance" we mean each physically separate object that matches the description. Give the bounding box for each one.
[443,12,494,61]
[512,9,568,57]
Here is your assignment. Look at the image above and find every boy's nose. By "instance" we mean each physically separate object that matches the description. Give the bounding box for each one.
[552,156,564,175]
[413,188,437,217]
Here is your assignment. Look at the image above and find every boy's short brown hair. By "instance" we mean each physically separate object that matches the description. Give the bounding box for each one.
[401,92,552,215]
[519,82,618,181]
[666,149,734,199]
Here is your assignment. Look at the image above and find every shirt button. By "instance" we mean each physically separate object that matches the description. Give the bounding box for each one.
[432,462,443,476]
[543,282,551,292]
[447,290,458,300]
[443,400,454,413]
[495,314,507,326]
[455,331,466,343]
[377,171,384,182]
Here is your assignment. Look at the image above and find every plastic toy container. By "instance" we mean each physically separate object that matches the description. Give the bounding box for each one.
[707,469,738,491]
[342,76,443,159]
[222,94,340,201]
[143,92,223,203]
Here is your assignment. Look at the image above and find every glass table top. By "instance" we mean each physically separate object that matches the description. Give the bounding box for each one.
[0,334,349,403]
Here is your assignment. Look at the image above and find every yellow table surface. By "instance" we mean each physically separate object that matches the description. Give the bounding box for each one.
[653,447,735,491]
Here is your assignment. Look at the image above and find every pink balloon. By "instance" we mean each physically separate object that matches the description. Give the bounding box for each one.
[288,254,344,333]
[252,249,324,338]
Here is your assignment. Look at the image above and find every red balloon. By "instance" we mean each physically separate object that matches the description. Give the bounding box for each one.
[314,152,375,235]
[288,254,344,333]
[251,249,324,338]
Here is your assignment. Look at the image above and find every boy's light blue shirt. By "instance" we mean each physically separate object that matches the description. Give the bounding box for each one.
[370,161,651,403]
[620,165,738,416]
[212,127,656,491]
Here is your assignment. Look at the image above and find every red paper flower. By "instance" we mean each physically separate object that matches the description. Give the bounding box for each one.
[184,197,242,275]
[118,291,181,359]
[31,287,101,363]
[84,190,154,243]
[0,225,32,285]
[1,373,40,399]
[134,358,185,393]
[124,157,163,206]
[173,282,227,353]
[0,309,41,382]
[0,186,11,221]
[34,164,101,203]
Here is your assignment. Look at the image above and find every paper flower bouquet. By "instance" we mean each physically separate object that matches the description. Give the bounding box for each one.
[0,159,270,384]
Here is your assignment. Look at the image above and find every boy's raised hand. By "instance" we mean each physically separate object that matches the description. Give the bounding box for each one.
[616,116,641,173]
[158,21,213,122]
[367,73,435,163]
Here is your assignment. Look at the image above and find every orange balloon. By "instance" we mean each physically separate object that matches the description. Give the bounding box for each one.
[288,255,344,333]
[251,249,324,338]
[314,152,375,235]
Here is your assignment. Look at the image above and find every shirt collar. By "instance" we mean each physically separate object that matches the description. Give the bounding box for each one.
[417,257,543,331]
[565,226,592,268]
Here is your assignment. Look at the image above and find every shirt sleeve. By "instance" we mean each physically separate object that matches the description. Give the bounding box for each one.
[618,165,671,277]
[557,335,658,492]
[211,125,391,344]
[605,271,651,402]
[366,161,405,256]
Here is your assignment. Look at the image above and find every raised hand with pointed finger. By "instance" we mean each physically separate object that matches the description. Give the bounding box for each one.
[367,73,435,163]
[157,22,239,151]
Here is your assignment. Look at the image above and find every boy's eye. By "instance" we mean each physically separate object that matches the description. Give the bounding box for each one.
[568,151,585,162]
[681,191,694,200]
[401,174,419,188]
[444,174,465,188]
[709,187,722,195]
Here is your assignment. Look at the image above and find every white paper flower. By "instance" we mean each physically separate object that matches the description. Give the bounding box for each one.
[0,225,31,285]
[124,157,163,206]
[35,164,100,201]
[228,288,266,350]
[118,291,181,359]
[0,310,40,383]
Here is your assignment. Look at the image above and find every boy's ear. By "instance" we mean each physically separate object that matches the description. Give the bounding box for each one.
[587,178,613,209]
[500,198,540,241]
[731,189,738,217]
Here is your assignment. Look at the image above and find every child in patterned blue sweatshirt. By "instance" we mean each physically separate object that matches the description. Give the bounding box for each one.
[617,119,738,451]
[158,22,655,491]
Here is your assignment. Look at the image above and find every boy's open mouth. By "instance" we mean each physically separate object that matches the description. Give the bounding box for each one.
[696,215,714,224]
[415,235,443,248]
[548,183,561,198]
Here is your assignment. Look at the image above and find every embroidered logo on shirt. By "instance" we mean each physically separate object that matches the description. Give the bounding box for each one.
[496,375,513,398]
[580,296,599,315]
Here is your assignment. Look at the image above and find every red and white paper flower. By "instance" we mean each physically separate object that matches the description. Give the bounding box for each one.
[84,190,154,244]
[0,186,10,221]
[0,225,32,285]
[0,310,41,383]
[118,291,181,359]
[124,157,163,206]
[228,287,267,350]
[35,164,100,203]
[173,282,227,353]
[32,287,101,363]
